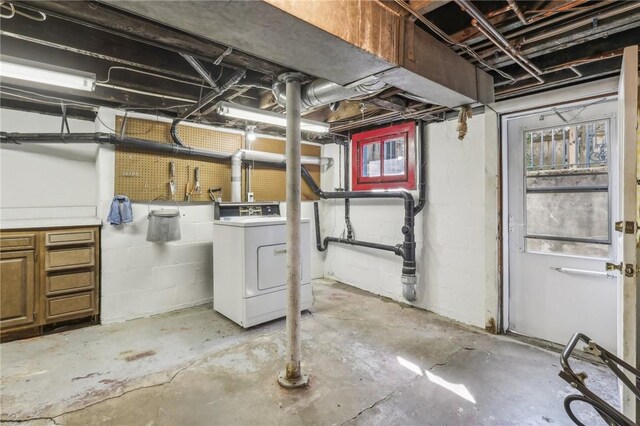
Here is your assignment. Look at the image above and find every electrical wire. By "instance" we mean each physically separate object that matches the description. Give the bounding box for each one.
[97,66,206,87]
[0,1,15,18]
[537,96,610,122]
[0,87,193,137]
[0,1,45,21]
[0,88,98,109]
[0,86,194,112]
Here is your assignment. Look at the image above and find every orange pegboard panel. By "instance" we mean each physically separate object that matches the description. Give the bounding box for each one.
[115,117,321,202]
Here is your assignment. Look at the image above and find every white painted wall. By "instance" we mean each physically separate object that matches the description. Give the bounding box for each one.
[319,115,499,329]
[0,108,98,216]
[95,109,324,323]
[1,107,324,324]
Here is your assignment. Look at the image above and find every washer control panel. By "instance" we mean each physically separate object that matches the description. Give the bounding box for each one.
[215,202,280,219]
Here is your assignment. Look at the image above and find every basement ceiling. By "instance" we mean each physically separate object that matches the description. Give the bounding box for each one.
[1,0,638,139]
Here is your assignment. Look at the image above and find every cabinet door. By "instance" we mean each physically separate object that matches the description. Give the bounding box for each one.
[0,250,36,329]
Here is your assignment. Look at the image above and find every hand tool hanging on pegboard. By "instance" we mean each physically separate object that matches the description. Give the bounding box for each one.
[168,160,176,198]
[194,167,201,195]
[185,165,193,202]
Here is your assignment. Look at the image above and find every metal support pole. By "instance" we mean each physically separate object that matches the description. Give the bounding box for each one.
[277,72,309,389]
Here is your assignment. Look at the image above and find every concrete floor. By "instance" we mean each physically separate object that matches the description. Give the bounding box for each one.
[1,279,618,425]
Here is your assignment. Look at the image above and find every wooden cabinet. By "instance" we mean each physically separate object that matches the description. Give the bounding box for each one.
[0,250,36,329]
[0,226,100,339]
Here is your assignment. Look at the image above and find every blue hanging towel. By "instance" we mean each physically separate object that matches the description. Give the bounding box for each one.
[107,195,133,225]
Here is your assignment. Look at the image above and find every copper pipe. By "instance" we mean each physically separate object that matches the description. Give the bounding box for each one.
[462,0,615,56]
[506,0,527,24]
[486,4,513,19]
[494,49,623,88]
[456,0,544,82]
[521,2,640,45]
[524,0,590,24]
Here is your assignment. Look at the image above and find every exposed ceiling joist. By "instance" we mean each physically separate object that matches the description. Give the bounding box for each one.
[16,0,285,76]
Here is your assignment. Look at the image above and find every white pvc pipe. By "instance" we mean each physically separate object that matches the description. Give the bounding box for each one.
[230,149,332,202]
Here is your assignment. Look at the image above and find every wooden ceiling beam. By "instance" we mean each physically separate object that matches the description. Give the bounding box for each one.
[408,0,450,15]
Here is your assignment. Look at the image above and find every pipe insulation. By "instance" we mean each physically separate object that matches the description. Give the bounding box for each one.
[272,77,386,111]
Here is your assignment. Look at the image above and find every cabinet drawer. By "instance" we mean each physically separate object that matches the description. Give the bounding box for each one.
[45,229,95,247]
[45,292,95,321]
[46,247,95,271]
[46,270,95,296]
[0,234,35,252]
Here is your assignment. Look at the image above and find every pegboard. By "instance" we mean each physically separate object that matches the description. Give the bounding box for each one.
[114,117,321,202]
[249,137,320,201]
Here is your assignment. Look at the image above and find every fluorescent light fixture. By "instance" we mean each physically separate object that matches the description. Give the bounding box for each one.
[216,101,330,134]
[0,55,96,92]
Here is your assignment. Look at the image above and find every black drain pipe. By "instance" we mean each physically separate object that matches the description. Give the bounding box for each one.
[414,121,427,214]
[339,139,355,240]
[306,121,426,301]
[170,68,247,147]
[1,132,233,161]
[303,167,417,301]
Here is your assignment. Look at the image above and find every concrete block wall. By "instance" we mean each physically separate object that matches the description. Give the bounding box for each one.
[1,107,325,324]
[96,109,324,323]
[0,108,98,214]
[99,202,217,323]
[319,115,499,329]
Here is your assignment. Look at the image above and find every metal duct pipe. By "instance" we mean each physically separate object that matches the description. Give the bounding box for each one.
[272,77,386,111]
[230,149,332,202]
[455,0,544,84]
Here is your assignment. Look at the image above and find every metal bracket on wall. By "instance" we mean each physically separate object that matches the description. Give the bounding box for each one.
[614,220,638,235]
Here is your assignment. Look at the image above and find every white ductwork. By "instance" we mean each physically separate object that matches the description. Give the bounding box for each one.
[231,149,332,202]
[272,77,386,111]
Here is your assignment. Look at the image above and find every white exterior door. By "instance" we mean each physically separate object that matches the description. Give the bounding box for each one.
[615,45,638,422]
[506,100,619,350]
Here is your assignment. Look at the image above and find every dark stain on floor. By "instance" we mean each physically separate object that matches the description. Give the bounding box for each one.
[124,350,156,362]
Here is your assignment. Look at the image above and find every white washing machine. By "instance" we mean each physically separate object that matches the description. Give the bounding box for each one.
[212,202,312,328]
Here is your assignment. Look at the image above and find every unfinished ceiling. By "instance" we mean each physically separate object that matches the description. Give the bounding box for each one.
[1,0,638,139]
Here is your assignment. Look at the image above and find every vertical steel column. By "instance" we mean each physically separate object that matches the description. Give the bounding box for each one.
[277,72,309,389]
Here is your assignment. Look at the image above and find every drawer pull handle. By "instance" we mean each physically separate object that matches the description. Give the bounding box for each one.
[274,248,287,254]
